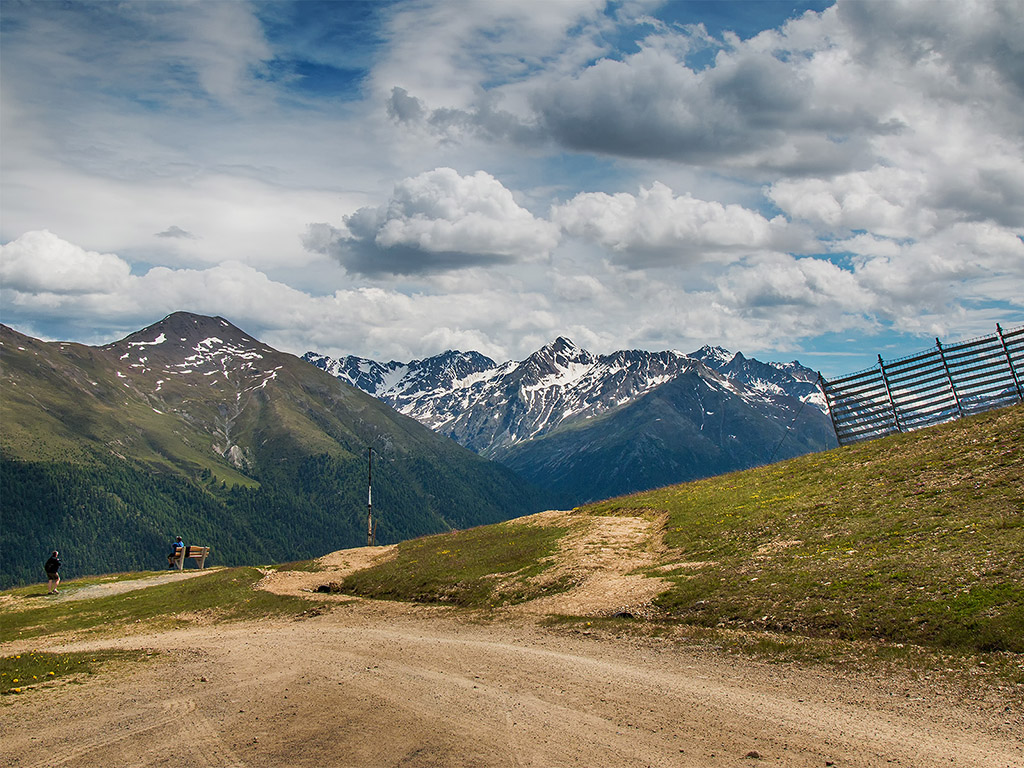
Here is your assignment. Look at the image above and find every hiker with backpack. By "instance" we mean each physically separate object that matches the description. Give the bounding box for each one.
[45,550,61,594]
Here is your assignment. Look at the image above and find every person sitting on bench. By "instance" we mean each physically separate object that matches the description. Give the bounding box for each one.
[167,536,184,568]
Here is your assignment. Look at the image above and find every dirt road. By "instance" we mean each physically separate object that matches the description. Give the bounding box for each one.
[2,515,1021,767]
[3,602,1021,768]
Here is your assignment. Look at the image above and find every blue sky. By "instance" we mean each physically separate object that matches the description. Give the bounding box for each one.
[1,0,1021,377]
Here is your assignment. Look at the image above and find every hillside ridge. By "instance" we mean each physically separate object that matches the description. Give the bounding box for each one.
[0,314,550,587]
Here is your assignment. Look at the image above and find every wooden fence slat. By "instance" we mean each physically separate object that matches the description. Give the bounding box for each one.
[830,378,889,400]
[826,367,885,387]
[839,422,898,442]
[951,367,1015,389]
[823,323,1024,446]
[885,348,941,368]
[892,389,955,411]
[886,361,946,385]
[888,370,951,394]
[831,405,895,424]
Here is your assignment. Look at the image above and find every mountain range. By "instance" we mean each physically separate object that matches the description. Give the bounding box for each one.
[305,337,837,504]
[0,313,548,587]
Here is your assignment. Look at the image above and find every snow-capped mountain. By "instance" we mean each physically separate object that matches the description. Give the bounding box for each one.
[690,345,825,409]
[304,338,836,502]
[306,338,703,455]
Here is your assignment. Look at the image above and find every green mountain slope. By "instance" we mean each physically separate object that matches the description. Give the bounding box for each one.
[334,403,1023,655]
[587,403,1024,653]
[0,313,549,588]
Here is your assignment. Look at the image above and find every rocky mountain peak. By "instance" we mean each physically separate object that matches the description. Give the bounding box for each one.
[522,337,595,379]
[690,345,735,369]
[409,350,496,386]
[100,312,281,398]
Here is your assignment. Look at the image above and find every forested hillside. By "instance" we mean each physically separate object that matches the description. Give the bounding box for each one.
[0,315,549,587]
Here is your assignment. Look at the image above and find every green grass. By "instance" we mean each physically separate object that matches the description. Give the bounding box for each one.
[1,567,316,642]
[584,404,1024,654]
[1,649,153,696]
[341,520,570,607]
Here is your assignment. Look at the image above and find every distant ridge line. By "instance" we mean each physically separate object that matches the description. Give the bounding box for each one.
[819,323,1024,446]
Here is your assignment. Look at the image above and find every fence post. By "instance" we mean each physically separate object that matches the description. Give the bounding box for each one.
[996,323,1024,402]
[817,372,843,446]
[877,354,902,433]
[935,338,963,418]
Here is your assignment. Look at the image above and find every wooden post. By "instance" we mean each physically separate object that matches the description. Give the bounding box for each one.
[877,354,902,434]
[367,447,374,546]
[817,372,843,446]
[996,323,1024,401]
[935,338,963,418]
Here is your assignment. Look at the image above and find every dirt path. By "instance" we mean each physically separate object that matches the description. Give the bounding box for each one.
[259,510,671,619]
[510,510,669,618]
[257,544,396,598]
[3,603,1020,768]
[3,514,1021,767]
[50,570,215,602]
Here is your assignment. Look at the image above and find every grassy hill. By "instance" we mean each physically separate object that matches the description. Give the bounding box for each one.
[337,403,1024,655]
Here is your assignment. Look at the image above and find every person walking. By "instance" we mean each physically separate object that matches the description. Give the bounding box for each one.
[45,550,61,594]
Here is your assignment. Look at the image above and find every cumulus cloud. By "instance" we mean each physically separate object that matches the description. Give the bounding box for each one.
[309,168,560,275]
[526,12,922,176]
[0,230,131,295]
[837,0,1024,101]
[386,0,1022,188]
[386,87,545,146]
[553,182,805,266]
[768,169,935,239]
[718,254,872,313]
[715,220,1024,333]
[372,0,608,107]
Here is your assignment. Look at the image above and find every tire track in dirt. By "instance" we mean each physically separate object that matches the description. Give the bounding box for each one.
[3,601,1021,767]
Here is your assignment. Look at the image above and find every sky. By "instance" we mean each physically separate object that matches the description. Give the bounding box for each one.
[1,0,1022,377]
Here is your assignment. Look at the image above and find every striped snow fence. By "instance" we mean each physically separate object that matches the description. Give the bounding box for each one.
[819,323,1024,446]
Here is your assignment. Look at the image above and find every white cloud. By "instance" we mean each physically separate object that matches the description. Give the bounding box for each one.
[0,2,275,112]
[718,253,872,314]
[768,169,935,238]
[316,168,560,275]
[553,182,803,266]
[2,0,1022,376]
[372,0,609,108]
[0,161,349,272]
[0,230,131,294]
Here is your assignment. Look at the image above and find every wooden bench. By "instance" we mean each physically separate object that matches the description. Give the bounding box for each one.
[171,545,210,570]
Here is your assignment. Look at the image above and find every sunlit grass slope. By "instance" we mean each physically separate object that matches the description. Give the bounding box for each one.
[340,519,569,607]
[586,404,1024,653]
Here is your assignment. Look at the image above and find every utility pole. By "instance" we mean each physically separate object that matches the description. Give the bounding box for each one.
[366,446,375,546]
